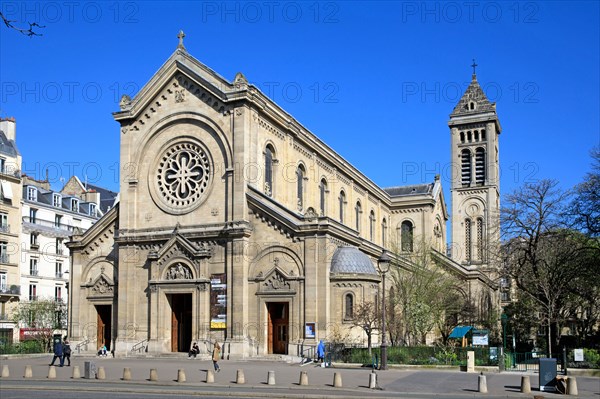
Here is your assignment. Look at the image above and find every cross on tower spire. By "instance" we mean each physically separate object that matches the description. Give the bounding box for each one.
[177,30,186,50]
[471,59,478,79]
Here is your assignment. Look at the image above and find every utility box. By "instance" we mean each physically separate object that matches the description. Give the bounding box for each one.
[84,361,96,379]
[539,358,557,392]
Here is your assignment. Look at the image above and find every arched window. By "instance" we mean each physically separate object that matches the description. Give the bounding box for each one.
[296,164,305,210]
[264,145,274,196]
[477,217,484,261]
[481,129,486,141]
[344,293,354,319]
[460,132,465,143]
[461,149,472,187]
[465,218,472,262]
[474,131,479,141]
[467,131,472,142]
[382,218,388,247]
[475,147,485,186]
[369,210,375,241]
[319,178,328,216]
[339,191,346,223]
[401,221,413,252]
[355,201,362,232]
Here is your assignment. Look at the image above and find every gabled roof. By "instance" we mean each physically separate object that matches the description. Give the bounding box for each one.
[0,130,19,157]
[451,74,496,116]
[384,183,433,197]
[86,183,119,213]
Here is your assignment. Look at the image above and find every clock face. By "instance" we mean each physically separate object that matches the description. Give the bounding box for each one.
[151,140,212,214]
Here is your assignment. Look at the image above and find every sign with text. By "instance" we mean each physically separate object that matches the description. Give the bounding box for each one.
[210,274,227,329]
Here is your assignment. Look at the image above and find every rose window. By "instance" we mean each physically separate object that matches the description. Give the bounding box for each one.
[156,142,211,210]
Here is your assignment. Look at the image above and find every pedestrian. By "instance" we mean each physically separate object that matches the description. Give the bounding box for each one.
[212,341,221,372]
[317,339,325,366]
[62,337,72,366]
[188,342,199,359]
[49,338,64,367]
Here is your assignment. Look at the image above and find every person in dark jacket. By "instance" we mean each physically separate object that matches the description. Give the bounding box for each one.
[49,339,64,367]
[62,338,72,366]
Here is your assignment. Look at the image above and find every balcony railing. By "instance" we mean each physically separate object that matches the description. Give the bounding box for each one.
[0,166,21,179]
[0,285,20,295]
[55,272,63,279]
[0,312,8,320]
[56,248,64,255]
[0,224,9,233]
[29,269,38,276]
[29,295,38,301]
[22,216,74,232]
[0,253,9,264]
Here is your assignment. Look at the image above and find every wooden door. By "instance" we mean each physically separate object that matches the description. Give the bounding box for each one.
[95,305,111,351]
[267,302,288,355]
[170,294,192,352]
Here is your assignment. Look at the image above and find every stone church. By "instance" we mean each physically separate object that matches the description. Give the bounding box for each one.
[67,34,501,358]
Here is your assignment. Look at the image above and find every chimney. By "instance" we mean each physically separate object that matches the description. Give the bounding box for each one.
[0,117,16,142]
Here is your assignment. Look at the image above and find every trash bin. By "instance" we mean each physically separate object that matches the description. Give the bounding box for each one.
[539,358,557,392]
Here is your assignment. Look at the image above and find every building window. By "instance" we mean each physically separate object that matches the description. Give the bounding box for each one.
[0,158,5,174]
[501,291,510,302]
[56,238,63,255]
[382,218,387,247]
[339,191,346,223]
[89,204,97,217]
[401,221,414,252]
[0,272,6,291]
[29,284,37,301]
[29,208,37,224]
[475,147,486,185]
[460,132,465,143]
[30,258,38,276]
[344,293,354,319]
[369,210,375,242]
[0,241,7,263]
[55,262,63,278]
[27,186,37,201]
[52,194,61,207]
[0,212,8,233]
[481,130,486,141]
[477,218,485,261]
[296,165,305,210]
[30,233,39,248]
[465,218,472,262]
[55,215,62,228]
[264,145,274,196]
[55,286,62,302]
[355,201,362,232]
[319,179,328,216]
[70,198,79,212]
[461,149,472,187]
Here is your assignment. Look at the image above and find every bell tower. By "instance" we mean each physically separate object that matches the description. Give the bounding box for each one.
[448,63,501,269]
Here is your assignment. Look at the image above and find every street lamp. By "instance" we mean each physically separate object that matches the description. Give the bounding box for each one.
[501,313,508,353]
[377,251,391,370]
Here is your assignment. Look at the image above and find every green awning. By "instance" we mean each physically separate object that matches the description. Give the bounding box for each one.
[449,326,473,338]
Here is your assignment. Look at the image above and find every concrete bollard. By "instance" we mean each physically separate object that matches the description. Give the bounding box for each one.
[48,366,56,379]
[333,372,342,388]
[267,370,276,385]
[96,366,106,380]
[72,366,80,379]
[236,369,245,384]
[369,372,377,389]
[122,367,131,381]
[566,377,578,396]
[467,351,475,373]
[177,369,186,383]
[149,369,158,381]
[24,365,32,378]
[520,375,531,393]
[1,364,9,377]
[299,371,308,386]
[478,373,488,393]
[206,369,214,383]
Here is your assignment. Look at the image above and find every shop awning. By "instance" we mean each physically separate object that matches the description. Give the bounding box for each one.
[449,326,473,338]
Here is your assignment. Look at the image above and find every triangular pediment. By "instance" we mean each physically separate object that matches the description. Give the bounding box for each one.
[451,75,496,116]
[86,272,115,297]
[151,232,211,266]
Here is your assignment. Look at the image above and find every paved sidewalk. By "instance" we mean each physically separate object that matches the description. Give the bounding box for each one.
[1,355,598,398]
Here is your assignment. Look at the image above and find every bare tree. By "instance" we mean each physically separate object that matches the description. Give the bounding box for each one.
[570,146,600,236]
[349,300,380,356]
[0,11,45,37]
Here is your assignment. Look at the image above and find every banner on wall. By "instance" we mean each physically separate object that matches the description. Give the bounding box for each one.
[210,274,227,329]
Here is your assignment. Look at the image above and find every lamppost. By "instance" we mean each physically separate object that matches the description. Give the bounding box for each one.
[377,251,391,370]
[500,312,508,371]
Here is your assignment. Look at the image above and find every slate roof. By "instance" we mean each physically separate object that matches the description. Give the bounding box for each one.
[330,246,378,276]
[451,74,495,116]
[383,183,433,197]
[86,182,119,213]
[0,130,19,157]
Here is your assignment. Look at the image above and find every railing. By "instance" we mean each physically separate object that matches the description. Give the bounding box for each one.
[29,270,38,276]
[75,338,90,354]
[55,272,63,278]
[0,224,9,233]
[0,167,21,178]
[22,216,74,232]
[0,285,20,295]
[0,312,8,320]
[131,339,148,353]
[0,254,9,263]
[29,295,37,301]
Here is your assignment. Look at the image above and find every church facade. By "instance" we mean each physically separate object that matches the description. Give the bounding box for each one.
[67,37,500,358]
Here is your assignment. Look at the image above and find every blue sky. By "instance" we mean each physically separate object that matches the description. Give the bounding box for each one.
[1,1,599,206]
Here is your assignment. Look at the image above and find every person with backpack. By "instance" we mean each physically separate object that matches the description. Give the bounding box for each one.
[62,338,72,366]
[49,338,64,367]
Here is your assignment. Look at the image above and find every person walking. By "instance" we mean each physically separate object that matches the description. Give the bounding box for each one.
[49,338,64,367]
[212,342,221,372]
[62,338,72,366]
[317,339,326,366]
